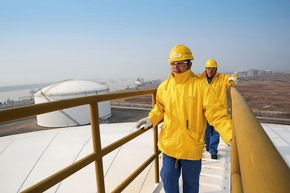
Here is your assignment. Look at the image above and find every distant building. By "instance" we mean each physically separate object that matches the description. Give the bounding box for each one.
[236,70,247,77]
[235,69,274,77]
[257,70,266,76]
[247,69,258,77]
[134,78,161,88]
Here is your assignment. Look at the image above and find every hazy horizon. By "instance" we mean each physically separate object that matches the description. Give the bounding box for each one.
[1,0,290,87]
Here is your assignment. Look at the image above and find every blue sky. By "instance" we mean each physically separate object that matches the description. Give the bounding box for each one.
[0,0,289,86]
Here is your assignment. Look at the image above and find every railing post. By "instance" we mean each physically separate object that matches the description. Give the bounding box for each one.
[90,102,106,193]
[152,92,160,184]
[153,128,160,184]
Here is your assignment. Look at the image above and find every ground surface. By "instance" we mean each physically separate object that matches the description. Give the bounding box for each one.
[235,73,290,114]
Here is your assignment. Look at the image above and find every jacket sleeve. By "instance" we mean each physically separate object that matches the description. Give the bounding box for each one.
[203,82,232,144]
[148,83,165,127]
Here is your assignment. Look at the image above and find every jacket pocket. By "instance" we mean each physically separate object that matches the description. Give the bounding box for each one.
[186,129,204,143]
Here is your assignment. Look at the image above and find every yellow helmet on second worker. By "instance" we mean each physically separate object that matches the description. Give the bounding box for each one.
[205,59,218,68]
[168,44,194,62]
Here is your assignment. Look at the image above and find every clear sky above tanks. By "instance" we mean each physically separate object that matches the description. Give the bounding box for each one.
[0,0,289,86]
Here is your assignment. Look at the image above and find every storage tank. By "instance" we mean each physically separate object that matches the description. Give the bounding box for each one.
[34,79,111,127]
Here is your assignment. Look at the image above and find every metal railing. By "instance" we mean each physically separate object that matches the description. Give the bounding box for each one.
[230,87,290,193]
[0,89,160,193]
[0,88,289,192]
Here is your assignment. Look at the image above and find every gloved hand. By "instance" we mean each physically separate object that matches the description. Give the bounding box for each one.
[136,118,152,129]
[228,74,239,83]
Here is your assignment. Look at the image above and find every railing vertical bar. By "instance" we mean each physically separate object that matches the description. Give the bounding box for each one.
[90,102,105,193]
[152,92,160,184]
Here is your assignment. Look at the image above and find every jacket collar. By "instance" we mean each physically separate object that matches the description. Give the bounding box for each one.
[169,69,192,84]
[201,71,220,79]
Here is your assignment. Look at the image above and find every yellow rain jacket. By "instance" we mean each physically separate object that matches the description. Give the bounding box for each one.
[199,71,237,109]
[148,70,232,160]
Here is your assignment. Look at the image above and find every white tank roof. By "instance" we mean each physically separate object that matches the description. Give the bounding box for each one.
[33,79,111,127]
[34,79,109,97]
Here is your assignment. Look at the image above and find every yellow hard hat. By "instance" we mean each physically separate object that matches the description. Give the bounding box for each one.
[168,44,194,62]
[205,59,218,68]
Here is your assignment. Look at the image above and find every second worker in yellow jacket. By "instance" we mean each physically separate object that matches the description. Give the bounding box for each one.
[199,58,238,159]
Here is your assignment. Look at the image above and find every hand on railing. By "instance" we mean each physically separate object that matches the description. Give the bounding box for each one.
[135,118,152,129]
[228,74,239,83]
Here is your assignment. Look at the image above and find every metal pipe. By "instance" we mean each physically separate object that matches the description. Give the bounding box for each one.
[152,92,160,184]
[21,153,98,193]
[231,87,290,193]
[111,154,158,193]
[90,102,106,193]
[231,117,243,193]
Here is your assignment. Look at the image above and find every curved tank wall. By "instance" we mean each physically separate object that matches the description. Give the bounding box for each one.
[34,79,111,127]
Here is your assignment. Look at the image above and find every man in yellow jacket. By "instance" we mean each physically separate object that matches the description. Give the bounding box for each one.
[136,44,232,193]
[200,59,238,159]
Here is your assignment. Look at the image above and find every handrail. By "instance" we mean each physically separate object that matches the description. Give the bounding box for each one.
[0,89,160,193]
[230,87,290,193]
[0,90,155,123]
